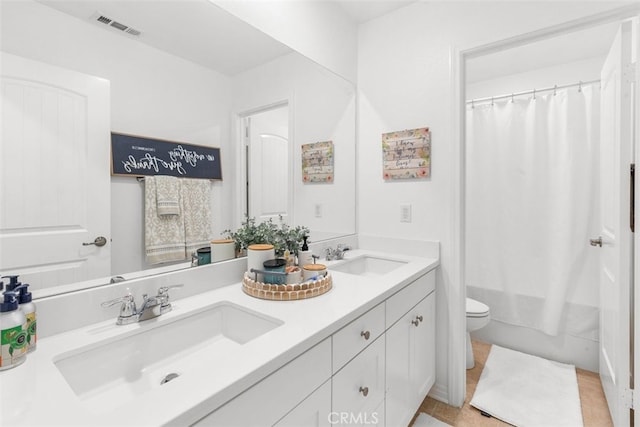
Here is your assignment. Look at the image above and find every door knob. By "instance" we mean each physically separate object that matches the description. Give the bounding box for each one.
[359,386,369,397]
[83,236,107,247]
[589,236,603,247]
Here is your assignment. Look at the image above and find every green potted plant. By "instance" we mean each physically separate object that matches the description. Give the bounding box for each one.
[224,216,309,257]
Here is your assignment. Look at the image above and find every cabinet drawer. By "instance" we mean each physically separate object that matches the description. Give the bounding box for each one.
[332,302,385,372]
[386,270,435,328]
[275,380,331,427]
[194,337,331,426]
[332,335,385,427]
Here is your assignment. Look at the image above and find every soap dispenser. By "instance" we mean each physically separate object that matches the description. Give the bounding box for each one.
[13,284,36,353]
[297,235,313,267]
[2,275,21,291]
[0,289,28,370]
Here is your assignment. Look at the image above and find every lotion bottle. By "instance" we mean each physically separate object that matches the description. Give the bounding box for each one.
[297,235,313,267]
[13,284,36,353]
[0,289,27,370]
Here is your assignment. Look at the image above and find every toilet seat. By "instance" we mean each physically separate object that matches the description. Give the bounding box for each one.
[466,298,489,318]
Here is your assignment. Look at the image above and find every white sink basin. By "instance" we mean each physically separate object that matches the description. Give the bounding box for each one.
[331,255,407,276]
[54,301,282,412]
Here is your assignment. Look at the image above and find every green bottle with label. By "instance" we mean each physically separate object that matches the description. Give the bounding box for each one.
[0,287,28,370]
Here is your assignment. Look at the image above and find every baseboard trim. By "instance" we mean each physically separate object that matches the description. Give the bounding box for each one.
[427,381,450,405]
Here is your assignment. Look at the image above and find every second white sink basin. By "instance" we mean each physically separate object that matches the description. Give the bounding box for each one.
[54,301,283,412]
[331,255,407,276]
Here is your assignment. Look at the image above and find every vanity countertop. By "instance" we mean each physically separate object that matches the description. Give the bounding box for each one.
[0,249,438,427]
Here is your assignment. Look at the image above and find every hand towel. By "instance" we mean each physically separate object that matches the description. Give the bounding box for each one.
[181,179,213,256]
[155,175,180,216]
[145,176,187,264]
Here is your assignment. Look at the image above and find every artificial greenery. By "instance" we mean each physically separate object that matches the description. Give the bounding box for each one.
[224,216,310,256]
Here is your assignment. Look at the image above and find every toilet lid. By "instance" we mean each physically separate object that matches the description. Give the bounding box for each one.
[466,298,489,317]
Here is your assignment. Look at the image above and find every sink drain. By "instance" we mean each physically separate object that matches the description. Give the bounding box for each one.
[160,372,180,385]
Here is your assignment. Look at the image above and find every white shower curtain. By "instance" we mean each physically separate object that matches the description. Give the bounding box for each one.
[465,85,600,337]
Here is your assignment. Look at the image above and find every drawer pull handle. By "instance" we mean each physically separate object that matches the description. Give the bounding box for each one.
[359,386,369,397]
[411,319,420,327]
[416,315,424,322]
[361,330,371,340]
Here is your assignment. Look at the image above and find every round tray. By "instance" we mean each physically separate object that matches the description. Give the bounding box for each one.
[242,272,332,301]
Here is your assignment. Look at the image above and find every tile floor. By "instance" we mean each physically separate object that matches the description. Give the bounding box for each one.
[414,340,613,427]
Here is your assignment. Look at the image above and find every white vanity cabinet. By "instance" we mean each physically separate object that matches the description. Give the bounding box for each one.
[332,335,386,427]
[385,273,436,427]
[193,338,332,426]
[274,380,332,427]
[332,302,385,371]
[194,269,436,427]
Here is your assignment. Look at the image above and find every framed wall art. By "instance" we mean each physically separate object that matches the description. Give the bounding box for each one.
[382,127,431,180]
[302,140,334,183]
[111,132,222,180]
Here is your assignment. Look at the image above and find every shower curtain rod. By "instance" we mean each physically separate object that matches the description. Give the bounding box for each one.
[466,79,600,106]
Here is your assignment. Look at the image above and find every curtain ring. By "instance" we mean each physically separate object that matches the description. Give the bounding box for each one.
[553,85,557,96]
[471,99,475,109]
[510,93,515,103]
[532,88,536,100]
[491,96,494,106]
[578,81,582,93]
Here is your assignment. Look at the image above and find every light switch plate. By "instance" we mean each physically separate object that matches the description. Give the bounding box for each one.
[314,204,322,218]
[400,204,412,223]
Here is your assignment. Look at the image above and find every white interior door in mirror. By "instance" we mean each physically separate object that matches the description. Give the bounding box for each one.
[0,53,111,291]
[246,104,291,225]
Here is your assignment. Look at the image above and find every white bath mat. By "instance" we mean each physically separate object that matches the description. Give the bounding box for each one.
[470,345,583,427]
[412,413,451,427]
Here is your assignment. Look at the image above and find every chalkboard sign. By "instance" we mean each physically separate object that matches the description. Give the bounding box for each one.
[111,132,222,180]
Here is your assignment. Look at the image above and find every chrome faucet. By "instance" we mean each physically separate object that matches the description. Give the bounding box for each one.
[325,244,351,261]
[102,284,184,325]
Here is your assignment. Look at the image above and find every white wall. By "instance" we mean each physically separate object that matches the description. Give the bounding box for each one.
[357,0,632,404]
[1,0,234,276]
[213,0,358,83]
[232,52,357,239]
[467,56,604,100]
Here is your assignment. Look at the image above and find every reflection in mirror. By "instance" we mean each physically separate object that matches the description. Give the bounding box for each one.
[0,0,356,297]
[244,103,291,225]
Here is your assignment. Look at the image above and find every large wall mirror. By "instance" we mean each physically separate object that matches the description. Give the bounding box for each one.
[0,0,356,297]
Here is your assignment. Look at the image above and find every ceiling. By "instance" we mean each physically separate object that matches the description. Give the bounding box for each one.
[334,0,415,23]
[36,0,415,77]
[37,0,620,82]
[36,0,294,76]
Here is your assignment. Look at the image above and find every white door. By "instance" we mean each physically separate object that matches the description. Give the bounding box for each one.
[245,104,291,225]
[0,53,111,292]
[598,20,634,426]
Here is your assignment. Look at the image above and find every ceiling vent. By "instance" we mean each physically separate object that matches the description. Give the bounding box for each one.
[91,12,141,37]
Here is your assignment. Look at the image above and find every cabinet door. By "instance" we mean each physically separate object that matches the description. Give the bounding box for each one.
[275,380,331,427]
[412,293,435,400]
[386,306,414,427]
[386,293,435,427]
[332,335,385,427]
[194,338,331,426]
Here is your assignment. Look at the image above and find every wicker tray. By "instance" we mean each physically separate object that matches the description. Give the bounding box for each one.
[242,272,332,301]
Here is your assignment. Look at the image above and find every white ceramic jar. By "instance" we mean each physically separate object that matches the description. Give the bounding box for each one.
[302,264,327,281]
[211,239,236,262]
[247,244,275,282]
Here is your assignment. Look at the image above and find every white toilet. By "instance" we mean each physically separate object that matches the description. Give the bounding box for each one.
[466,297,490,369]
